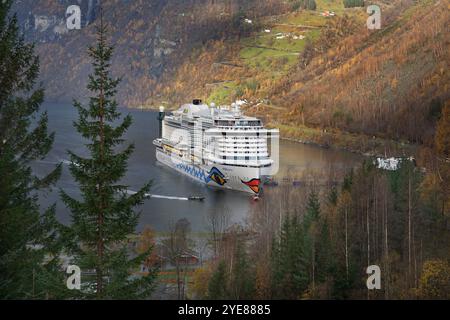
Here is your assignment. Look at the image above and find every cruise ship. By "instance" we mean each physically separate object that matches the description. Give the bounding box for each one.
[153,100,279,195]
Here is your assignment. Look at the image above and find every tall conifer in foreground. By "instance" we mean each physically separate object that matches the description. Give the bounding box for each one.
[0,0,64,299]
[60,10,156,299]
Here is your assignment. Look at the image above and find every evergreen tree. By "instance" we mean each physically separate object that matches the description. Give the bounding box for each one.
[315,220,334,282]
[303,190,320,230]
[0,0,64,299]
[307,0,317,11]
[302,190,321,295]
[271,215,308,299]
[344,0,365,8]
[333,187,357,299]
[388,160,421,256]
[232,7,253,40]
[229,241,255,299]
[328,186,338,206]
[294,0,316,10]
[60,10,156,299]
[342,170,353,191]
[208,261,228,299]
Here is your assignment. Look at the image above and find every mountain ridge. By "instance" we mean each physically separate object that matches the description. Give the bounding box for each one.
[12,0,449,156]
[13,0,288,105]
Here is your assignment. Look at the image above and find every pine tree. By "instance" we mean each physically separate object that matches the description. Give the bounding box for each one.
[344,0,365,8]
[302,190,321,295]
[303,190,320,230]
[307,0,317,11]
[229,241,255,299]
[60,10,156,299]
[316,221,332,279]
[271,215,308,299]
[208,261,228,299]
[0,0,64,299]
[388,159,422,289]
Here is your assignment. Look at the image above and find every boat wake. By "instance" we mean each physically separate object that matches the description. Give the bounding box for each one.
[125,189,204,201]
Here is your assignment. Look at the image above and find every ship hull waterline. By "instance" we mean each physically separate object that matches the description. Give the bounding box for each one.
[155,149,268,195]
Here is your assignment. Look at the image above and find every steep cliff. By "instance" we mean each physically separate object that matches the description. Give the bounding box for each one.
[12,0,288,106]
[11,0,449,150]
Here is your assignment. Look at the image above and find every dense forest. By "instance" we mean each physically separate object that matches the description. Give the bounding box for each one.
[11,0,449,156]
[271,0,449,147]
[12,0,289,106]
[189,107,449,299]
[155,0,449,157]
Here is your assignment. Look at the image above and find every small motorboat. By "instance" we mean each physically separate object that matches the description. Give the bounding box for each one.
[188,196,205,201]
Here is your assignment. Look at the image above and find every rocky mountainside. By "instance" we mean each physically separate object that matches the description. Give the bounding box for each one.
[151,0,448,153]
[12,0,288,106]
[11,0,449,155]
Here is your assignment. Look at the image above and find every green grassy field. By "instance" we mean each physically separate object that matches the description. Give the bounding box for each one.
[208,0,359,104]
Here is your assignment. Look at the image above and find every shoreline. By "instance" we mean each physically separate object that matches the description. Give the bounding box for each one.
[272,123,418,159]
[44,101,418,159]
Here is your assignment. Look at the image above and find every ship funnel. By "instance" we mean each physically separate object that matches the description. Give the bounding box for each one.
[158,106,165,138]
[210,102,216,117]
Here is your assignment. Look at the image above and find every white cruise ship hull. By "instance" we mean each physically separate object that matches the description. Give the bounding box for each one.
[156,149,264,194]
[154,100,279,195]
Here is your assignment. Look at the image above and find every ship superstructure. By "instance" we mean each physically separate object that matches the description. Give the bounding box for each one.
[153,100,279,194]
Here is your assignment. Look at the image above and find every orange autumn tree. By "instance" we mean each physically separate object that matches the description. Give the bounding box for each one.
[418,260,450,299]
[137,226,159,268]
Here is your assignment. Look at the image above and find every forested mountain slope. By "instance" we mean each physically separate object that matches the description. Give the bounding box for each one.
[12,0,288,106]
[270,0,449,146]
[12,0,449,154]
[148,0,449,153]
